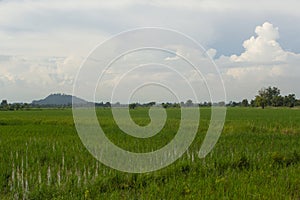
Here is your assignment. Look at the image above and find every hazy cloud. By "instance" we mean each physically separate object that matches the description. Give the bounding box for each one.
[0,1,300,102]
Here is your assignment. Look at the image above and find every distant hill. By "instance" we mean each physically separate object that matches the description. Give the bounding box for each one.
[32,94,88,106]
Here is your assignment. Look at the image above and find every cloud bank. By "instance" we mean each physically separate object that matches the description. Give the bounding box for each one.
[0,1,300,102]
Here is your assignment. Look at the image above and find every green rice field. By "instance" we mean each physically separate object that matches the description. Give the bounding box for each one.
[0,107,300,199]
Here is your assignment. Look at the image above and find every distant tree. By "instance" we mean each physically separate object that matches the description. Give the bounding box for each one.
[296,99,300,107]
[250,99,255,107]
[226,101,232,107]
[227,101,240,107]
[186,99,193,107]
[114,102,121,107]
[272,95,284,107]
[0,100,9,110]
[162,102,173,108]
[129,103,137,109]
[104,102,111,108]
[254,96,266,109]
[145,102,156,107]
[201,102,208,107]
[23,103,30,109]
[198,102,212,107]
[218,101,226,106]
[172,103,180,108]
[255,88,268,109]
[284,94,296,108]
[266,86,280,106]
[241,99,249,107]
[14,103,21,110]
[95,102,104,107]
[1,100,8,107]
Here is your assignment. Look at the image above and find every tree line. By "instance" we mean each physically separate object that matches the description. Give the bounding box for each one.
[1,86,299,110]
[127,86,299,109]
[0,100,31,111]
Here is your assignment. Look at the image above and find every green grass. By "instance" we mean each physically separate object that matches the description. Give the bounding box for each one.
[0,107,300,199]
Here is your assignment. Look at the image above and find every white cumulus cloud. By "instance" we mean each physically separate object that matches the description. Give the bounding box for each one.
[218,22,300,100]
[230,22,286,63]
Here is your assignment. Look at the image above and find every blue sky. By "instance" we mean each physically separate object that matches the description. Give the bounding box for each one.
[0,0,300,103]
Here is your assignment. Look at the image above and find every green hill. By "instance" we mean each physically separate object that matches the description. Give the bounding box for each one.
[32,93,88,106]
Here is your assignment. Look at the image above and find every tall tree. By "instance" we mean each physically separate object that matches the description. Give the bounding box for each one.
[255,88,268,109]
[267,86,280,106]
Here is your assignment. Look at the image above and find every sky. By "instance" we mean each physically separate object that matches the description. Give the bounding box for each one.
[0,0,300,103]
